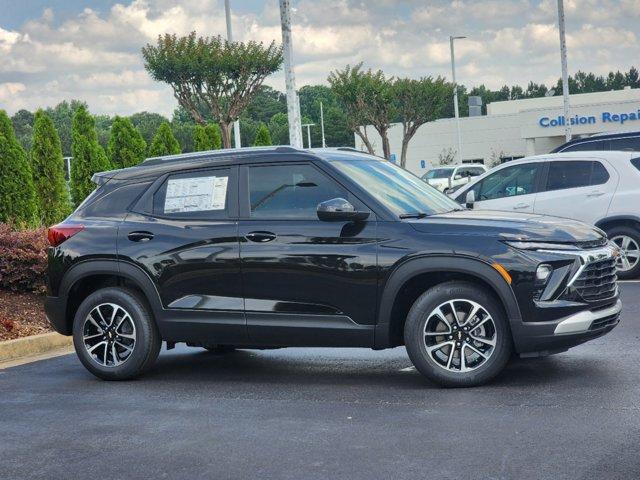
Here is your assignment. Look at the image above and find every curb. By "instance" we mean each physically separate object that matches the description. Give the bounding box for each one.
[0,332,73,364]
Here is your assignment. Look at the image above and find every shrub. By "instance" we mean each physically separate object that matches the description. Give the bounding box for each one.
[108,116,146,168]
[193,123,222,151]
[253,122,272,146]
[0,110,39,227]
[70,105,111,206]
[30,110,72,225]
[148,121,181,156]
[0,223,47,293]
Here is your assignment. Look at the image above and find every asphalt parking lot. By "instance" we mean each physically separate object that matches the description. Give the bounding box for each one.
[1,283,639,480]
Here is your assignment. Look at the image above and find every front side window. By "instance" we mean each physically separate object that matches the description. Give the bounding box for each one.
[545,160,609,191]
[330,158,460,217]
[474,163,540,201]
[248,164,348,219]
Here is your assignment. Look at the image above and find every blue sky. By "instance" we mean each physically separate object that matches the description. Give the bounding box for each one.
[1,1,639,117]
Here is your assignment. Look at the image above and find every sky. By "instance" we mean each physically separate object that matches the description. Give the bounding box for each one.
[1,0,639,117]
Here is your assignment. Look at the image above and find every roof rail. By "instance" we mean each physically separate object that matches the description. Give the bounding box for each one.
[142,145,303,166]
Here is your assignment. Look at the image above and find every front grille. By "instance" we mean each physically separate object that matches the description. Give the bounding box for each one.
[589,313,620,331]
[573,257,618,302]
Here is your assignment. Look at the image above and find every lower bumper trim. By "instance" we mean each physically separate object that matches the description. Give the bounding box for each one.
[553,299,622,335]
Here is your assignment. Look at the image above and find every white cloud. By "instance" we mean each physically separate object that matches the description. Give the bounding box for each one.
[0,0,639,117]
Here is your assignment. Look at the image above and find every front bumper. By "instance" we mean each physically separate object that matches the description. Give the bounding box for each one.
[512,297,621,356]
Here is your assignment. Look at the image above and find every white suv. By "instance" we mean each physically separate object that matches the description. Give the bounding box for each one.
[421,164,487,192]
[452,151,640,278]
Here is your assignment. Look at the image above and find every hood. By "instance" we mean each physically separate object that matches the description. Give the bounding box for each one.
[426,178,449,189]
[408,209,605,244]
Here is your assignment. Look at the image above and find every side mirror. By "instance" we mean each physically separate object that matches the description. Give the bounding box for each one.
[465,190,476,209]
[454,174,463,180]
[317,198,369,222]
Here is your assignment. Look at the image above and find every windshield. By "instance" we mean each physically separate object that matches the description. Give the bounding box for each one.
[423,168,453,180]
[331,159,461,217]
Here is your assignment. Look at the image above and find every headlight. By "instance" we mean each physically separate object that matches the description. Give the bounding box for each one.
[504,241,580,251]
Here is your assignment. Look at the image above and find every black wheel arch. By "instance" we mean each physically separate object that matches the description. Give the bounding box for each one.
[374,255,522,349]
[595,215,640,234]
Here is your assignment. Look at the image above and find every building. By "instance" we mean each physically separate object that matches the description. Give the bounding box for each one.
[356,88,640,175]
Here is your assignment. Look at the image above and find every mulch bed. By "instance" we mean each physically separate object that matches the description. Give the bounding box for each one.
[0,290,52,341]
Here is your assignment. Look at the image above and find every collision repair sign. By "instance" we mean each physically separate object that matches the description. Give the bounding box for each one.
[539,109,640,127]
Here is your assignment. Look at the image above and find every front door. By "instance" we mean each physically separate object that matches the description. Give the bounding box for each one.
[118,165,247,344]
[238,162,378,347]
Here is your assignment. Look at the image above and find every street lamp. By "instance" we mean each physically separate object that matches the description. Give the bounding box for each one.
[449,35,466,164]
[279,0,303,148]
[224,0,241,148]
[557,0,571,142]
[302,123,315,149]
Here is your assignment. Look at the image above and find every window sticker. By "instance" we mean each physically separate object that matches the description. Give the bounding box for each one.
[164,176,228,213]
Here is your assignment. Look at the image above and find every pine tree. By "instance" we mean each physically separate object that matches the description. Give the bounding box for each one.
[253,122,272,146]
[30,110,71,225]
[108,116,146,168]
[193,123,222,151]
[148,121,181,157]
[0,110,39,226]
[70,105,111,206]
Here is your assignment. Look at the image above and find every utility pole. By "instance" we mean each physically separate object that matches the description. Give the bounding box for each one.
[224,0,241,148]
[302,123,315,148]
[279,0,303,148]
[319,101,326,147]
[450,35,466,164]
[557,0,571,142]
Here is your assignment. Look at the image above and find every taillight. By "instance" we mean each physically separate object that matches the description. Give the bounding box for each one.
[47,224,84,247]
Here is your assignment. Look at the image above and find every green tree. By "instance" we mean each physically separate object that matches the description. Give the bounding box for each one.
[393,77,453,168]
[253,123,272,146]
[30,110,71,225]
[46,100,86,156]
[142,32,283,148]
[268,112,289,146]
[108,116,147,168]
[130,111,168,145]
[11,109,35,151]
[70,105,111,206]
[0,110,38,226]
[148,121,181,156]
[193,123,222,151]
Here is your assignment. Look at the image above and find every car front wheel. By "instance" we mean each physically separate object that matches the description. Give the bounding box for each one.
[404,281,512,387]
[72,287,161,381]
[607,226,640,279]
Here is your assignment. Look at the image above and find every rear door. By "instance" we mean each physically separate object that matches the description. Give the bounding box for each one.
[463,161,545,213]
[533,159,618,225]
[238,161,378,347]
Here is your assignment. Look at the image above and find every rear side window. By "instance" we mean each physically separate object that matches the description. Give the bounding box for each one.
[545,161,609,191]
[561,141,604,152]
[632,158,640,171]
[609,137,640,151]
[78,181,152,220]
[152,168,233,219]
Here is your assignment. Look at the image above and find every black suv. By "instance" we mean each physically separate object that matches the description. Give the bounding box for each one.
[45,147,622,386]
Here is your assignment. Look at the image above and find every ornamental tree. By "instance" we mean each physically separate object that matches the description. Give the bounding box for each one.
[30,110,71,225]
[142,32,283,148]
[193,123,222,151]
[0,110,39,226]
[70,105,111,206]
[393,77,453,168]
[108,116,147,168]
[148,121,181,157]
[253,122,272,146]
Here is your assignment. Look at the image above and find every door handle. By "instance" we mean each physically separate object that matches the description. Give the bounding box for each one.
[587,190,605,197]
[127,231,154,242]
[513,203,530,210]
[245,231,277,243]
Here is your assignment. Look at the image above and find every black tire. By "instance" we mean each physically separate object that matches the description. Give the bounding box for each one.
[72,287,161,381]
[404,281,512,387]
[606,225,640,279]
[203,345,236,354]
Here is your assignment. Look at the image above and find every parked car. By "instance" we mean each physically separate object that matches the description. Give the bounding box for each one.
[452,151,640,278]
[551,131,640,153]
[422,164,487,192]
[45,147,621,387]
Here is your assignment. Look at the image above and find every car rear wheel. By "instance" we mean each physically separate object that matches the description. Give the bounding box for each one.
[404,281,512,387]
[607,226,640,279]
[72,287,161,380]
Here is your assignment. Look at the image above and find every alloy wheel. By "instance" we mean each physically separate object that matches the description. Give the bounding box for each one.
[611,235,640,273]
[423,299,497,373]
[82,303,136,367]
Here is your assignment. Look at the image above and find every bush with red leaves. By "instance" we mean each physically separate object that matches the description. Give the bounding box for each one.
[0,223,48,294]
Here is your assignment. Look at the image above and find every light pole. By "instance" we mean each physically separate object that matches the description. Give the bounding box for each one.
[449,35,466,164]
[319,101,326,148]
[279,0,303,148]
[302,123,315,148]
[557,0,571,142]
[224,0,241,148]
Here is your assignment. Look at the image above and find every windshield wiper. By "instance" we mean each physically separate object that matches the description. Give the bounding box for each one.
[399,212,429,219]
